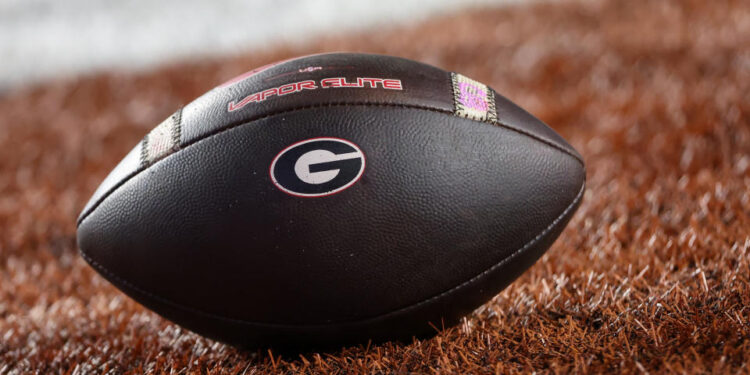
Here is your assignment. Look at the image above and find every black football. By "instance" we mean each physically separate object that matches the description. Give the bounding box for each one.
[77,53,585,349]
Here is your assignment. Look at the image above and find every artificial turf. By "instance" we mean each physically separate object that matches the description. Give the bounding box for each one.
[0,0,748,373]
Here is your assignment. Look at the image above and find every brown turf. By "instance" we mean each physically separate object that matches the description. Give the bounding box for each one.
[1,0,749,373]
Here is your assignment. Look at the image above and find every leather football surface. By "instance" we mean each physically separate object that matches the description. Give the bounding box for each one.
[76,53,585,349]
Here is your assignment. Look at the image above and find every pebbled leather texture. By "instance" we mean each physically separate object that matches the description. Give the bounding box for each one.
[77,53,585,349]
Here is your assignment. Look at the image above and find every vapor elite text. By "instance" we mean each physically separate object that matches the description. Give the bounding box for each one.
[227,77,403,112]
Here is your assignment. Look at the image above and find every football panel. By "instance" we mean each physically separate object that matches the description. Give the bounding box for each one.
[79,186,581,350]
[179,53,457,146]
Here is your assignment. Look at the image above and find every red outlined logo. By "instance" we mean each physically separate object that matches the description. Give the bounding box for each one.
[269,137,366,198]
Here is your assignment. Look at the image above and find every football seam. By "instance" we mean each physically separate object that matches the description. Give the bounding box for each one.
[77,178,585,330]
[77,101,583,226]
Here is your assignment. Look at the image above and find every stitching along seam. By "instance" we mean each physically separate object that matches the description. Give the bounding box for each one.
[78,180,585,329]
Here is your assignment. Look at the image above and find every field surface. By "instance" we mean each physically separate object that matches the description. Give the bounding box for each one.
[0,0,748,373]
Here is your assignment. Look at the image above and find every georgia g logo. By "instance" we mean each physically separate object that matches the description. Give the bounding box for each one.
[270,138,365,197]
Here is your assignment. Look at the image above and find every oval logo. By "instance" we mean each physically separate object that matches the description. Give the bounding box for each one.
[270,137,365,197]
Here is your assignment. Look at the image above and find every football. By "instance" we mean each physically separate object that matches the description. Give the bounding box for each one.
[77,53,585,349]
